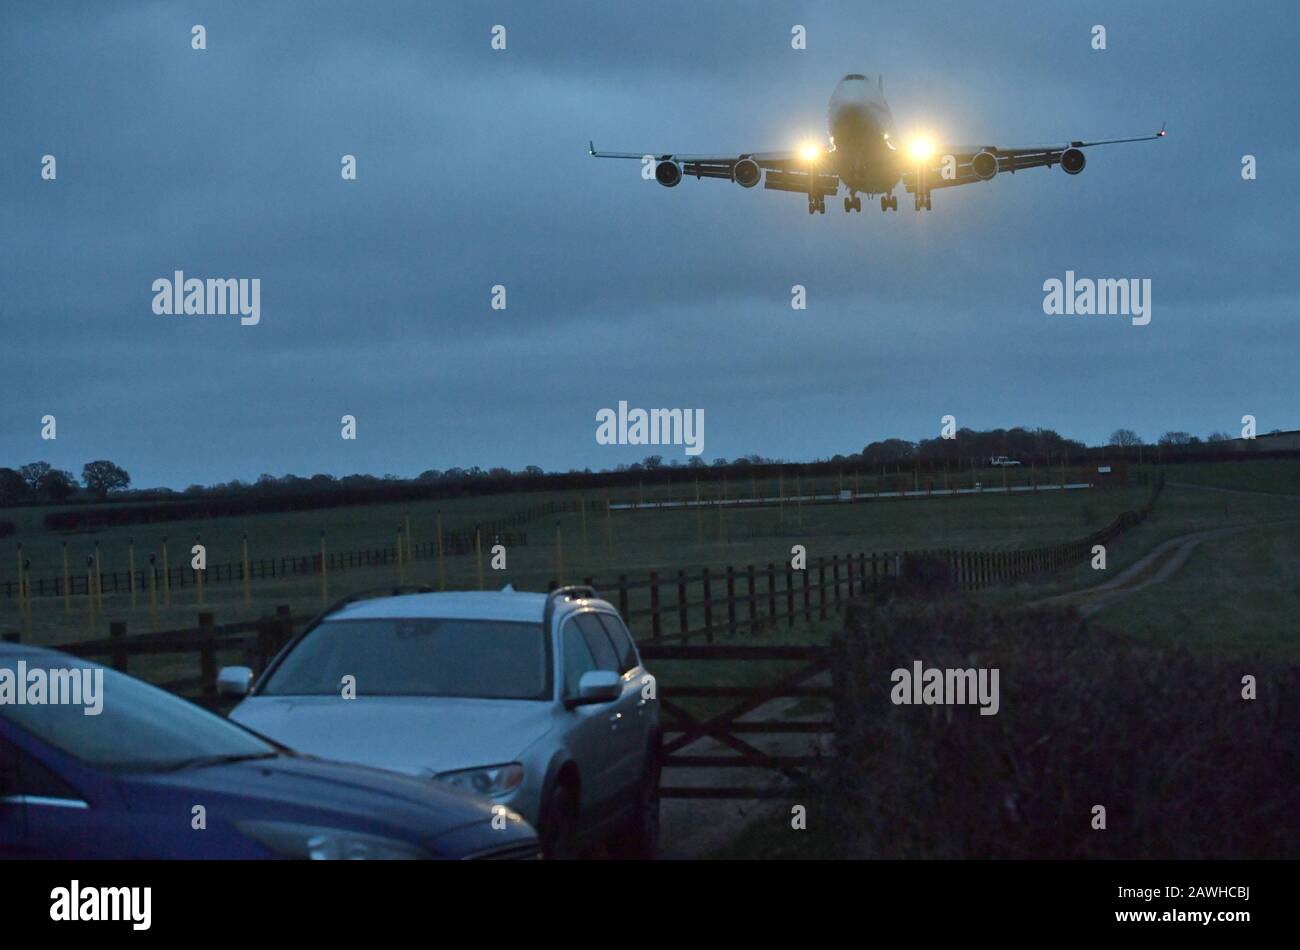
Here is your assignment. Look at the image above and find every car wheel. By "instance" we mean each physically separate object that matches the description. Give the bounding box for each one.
[608,760,660,860]
[541,784,578,860]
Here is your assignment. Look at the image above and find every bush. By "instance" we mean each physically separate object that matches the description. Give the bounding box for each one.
[866,551,960,605]
[824,600,1299,858]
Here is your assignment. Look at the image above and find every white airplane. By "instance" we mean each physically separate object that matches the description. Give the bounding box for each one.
[589,73,1165,214]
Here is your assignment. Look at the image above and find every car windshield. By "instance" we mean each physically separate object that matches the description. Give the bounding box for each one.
[260,618,551,700]
[0,656,276,773]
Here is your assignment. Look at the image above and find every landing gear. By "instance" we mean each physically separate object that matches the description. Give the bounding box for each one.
[880,194,898,212]
[808,195,826,214]
[914,194,932,211]
[843,195,862,213]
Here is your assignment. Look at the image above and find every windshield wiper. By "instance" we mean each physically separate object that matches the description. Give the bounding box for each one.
[159,752,280,772]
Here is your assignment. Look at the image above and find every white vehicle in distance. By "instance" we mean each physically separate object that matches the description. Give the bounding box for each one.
[988,456,1023,467]
[220,585,661,859]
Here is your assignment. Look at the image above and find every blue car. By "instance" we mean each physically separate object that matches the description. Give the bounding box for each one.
[0,643,540,859]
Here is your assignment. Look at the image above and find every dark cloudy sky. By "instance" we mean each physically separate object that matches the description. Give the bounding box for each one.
[2,1,1295,489]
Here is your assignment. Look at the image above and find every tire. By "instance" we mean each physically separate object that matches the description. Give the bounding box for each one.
[541,784,579,860]
[608,759,661,860]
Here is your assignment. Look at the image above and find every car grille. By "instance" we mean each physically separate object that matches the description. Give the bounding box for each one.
[464,841,543,860]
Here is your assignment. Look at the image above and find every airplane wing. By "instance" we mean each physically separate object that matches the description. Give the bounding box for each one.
[902,126,1166,194]
[588,142,839,196]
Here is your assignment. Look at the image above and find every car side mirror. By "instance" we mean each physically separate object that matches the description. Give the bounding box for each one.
[216,666,254,698]
[567,670,621,709]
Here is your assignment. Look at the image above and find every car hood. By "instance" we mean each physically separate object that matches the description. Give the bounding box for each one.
[117,754,536,855]
[229,695,555,777]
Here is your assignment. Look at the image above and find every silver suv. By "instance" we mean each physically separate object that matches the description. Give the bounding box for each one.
[221,586,661,859]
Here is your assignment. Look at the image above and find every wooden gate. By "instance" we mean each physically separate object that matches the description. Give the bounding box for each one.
[637,644,834,799]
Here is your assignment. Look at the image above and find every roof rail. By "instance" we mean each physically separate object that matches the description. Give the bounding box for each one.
[542,584,601,630]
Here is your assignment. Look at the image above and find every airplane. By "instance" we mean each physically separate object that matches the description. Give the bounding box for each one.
[589,73,1165,214]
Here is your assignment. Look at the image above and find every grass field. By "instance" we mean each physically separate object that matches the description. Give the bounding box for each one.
[2,475,1143,646]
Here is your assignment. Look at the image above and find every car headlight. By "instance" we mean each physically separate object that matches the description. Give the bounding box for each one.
[235,820,430,860]
[436,763,525,798]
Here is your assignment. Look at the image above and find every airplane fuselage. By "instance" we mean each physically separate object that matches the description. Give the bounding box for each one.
[826,74,901,195]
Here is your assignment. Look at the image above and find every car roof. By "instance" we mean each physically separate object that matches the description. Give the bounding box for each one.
[326,590,615,625]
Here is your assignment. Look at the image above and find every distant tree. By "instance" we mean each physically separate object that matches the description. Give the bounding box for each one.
[1158,431,1193,446]
[19,461,52,492]
[82,460,131,498]
[523,465,544,477]
[687,457,705,468]
[417,469,443,482]
[1206,431,1233,443]
[488,467,512,479]
[0,468,30,506]
[36,469,77,501]
[183,484,206,496]
[309,474,336,486]
[643,455,663,470]
[710,458,728,467]
[1109,428,1142,447]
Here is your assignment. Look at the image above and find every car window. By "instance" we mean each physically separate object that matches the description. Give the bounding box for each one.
[261,618,551,700]
[574,613,620,673]
[594,613,639,673]
[0,658,274,773]
[560,619,598,698]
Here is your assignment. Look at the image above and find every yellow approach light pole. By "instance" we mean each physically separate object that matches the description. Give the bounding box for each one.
[128,538,137,609]
[242,533,251,606]
[195,535,204,608]
[436,511,445,592]
[554,521,564,586]
[162,537,171,607]
[62,542,71,613]
[148,553,158,631]
[475,524,484,591]
[396,526,405,585]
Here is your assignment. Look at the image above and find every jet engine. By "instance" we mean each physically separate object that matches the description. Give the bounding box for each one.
[1060,148,1086,175]
[733,158,761,188]
[655,160,682,187]
[970,151,999,181]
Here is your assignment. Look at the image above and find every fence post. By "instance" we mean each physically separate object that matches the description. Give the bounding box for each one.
[818,557,827,620]
[649,571,662,640]
[832,555,842,606]
[676,570,688,641]
[199,612,216,701]
[766,562,777,630]
[726,566,737,637]
[802,564,812,621]
[786,562,795,627]
[701,567,714,643]
[109,620,128,673]
[276,604,294,654]
[746,565,758,635]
